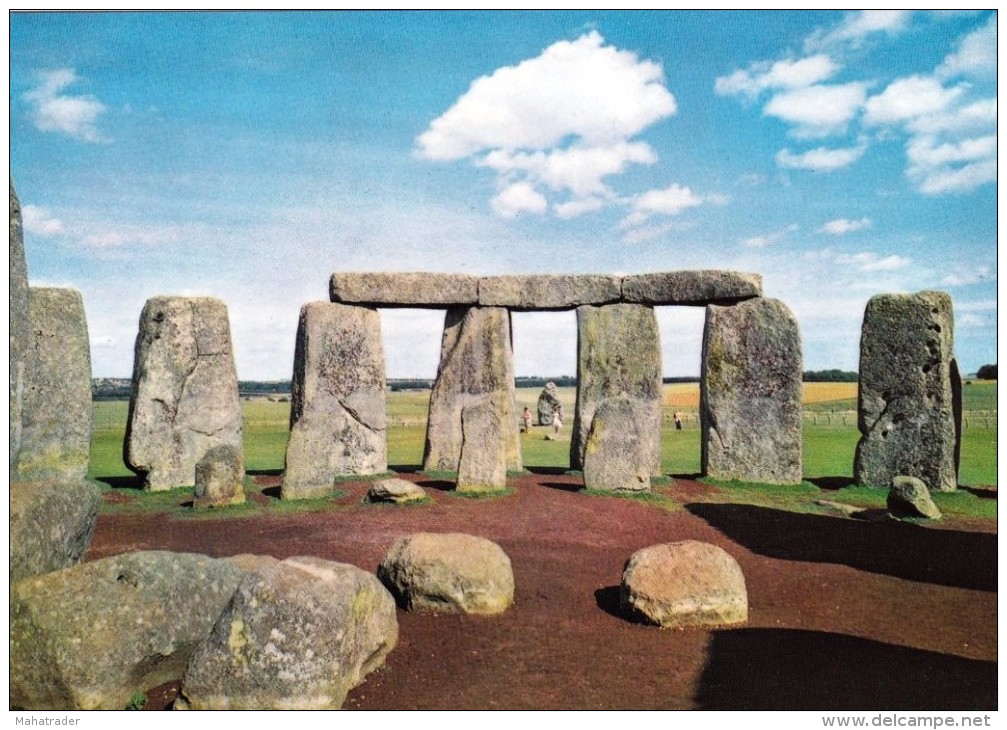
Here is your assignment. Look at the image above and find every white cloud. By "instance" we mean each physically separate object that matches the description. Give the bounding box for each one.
[908,98,996,136]
[739,223,799,248]
[818,217,871,235]
[620,221,681,246]
[835,252,910,272]
[905,134,997,195]
[80,224,181,248]
[937,15,996,79]
[775,142,867,172]
[490,181,547,218]
[863,76,964,126]
[807,10,913,51]
[416,32,678,219]
[914,159,997,195]
[620,183,705,228]
[21,205,66,236]
[714,54,838,99]
[942,265,992,287]
[764,82,868,136]
[956,298,997,312]
[907,134,997,169]
[23,68,109,143]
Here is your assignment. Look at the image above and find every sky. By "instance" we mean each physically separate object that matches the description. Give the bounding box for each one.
[8,10,998,380]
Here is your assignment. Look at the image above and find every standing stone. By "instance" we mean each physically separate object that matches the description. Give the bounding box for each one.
[14,288,93,483]
[125,297,243,491]
[583,397,651,492]
[855,292,960,492]
[282,302,387,500]
[423,306,521,477]
[10,178,29,467]
[701,298,803,485]
[570,304,662,479]
[536,381,561,426]
[457,400,508,493]
[194,444,245,508]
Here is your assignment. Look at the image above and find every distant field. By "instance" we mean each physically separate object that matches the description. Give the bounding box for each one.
[90,381,997,486]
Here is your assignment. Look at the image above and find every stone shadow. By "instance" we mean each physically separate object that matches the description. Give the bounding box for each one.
[94,475,144,490]
[694,628,996,710]
[593,586,623,619]
[686,503,996,591]
[962,485,997,500]
[808,475,856,490]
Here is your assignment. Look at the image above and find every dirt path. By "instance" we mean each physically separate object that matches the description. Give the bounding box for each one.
[87,474,998,711]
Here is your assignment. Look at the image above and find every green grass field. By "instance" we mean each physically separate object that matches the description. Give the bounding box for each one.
[89,382,998,488]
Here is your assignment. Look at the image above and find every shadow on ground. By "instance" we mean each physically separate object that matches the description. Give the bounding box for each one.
[694,628,997,710]
[687,503,996,591]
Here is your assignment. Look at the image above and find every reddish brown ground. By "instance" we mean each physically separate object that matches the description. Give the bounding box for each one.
[86,473,998,711]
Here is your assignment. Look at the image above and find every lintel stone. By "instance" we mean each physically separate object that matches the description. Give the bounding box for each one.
[330,272,479,308]
[622,270,762,306]
[478,274,621,310]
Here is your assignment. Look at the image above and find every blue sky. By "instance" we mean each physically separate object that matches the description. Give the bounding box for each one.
[9,11,998,379]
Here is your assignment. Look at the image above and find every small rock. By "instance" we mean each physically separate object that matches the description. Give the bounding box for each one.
[367,478,427,504]
[194,444,245,508]
[888,475,942,519]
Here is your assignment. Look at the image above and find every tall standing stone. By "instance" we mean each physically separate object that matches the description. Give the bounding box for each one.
[15,288,93,483]
[536,382,561,426]
[423,306,521,484]
[701,298,803,485]
[10,178,29,467]
[125,297,243,491]
[570,304,662,484]
[854,291,960,492]
[282,302,387,500]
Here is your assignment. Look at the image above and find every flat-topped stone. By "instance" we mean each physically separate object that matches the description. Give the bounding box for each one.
[622,270,762,306]
[478,274,621,310]
[330,272,479,308]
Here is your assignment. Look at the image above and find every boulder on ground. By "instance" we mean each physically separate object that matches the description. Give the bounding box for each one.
[888,475,942,520]
[10,551,244,710]
[9,479,103,582]
[620,541,748,629]
[367,478,427,504]
[177,555,398,710]
[194,444,245,508]
[378,533,514,615]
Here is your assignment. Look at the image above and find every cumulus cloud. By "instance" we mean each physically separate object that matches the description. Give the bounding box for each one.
[937,15,996,79]
[776,142,867,172]
[863,75,964,126]
[835,252,910,272]
[818,217,871,235]
[764,82,868,137]
[806,10,913,51]
[714,54,838,99]
[941,265,992,287]
[908,98,997,136]
[739,223,799,248]
[621,183,704,227]
[23,68,109,143]
[21,205,66,236]
[416,32,678,220]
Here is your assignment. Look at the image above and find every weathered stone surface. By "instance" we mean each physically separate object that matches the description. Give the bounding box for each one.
[282,303,387,500]
[570,303,662,476]
[14,288,92,483]
[583,397,651,492]
[330,272,479,308]
[620,541,748,629]
[125,297,244,491]
[367,478,427,504]
[10,178,29,467]
[701,298,803,485]
[177,555,397,710]
[10,551,244,710]
[855,292,960,492]
[9,479,102,582]
[888,475,942,520]
[622,270,762,306]
[457,401,508,493]
[194,444,245,508]
[537,381,561,426]
[478,274,621,310]
[423,306,521,475]
[378,533,514,615]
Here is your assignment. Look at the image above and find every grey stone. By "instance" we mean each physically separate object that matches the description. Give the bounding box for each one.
[701,298,803,485]
[177,555,397,710]
[570,303,662,476]
[367,478,427,504]
[457,401,508,493]
[9,479,102,582]
[10,551,244,710]
[10,178,29,467]
[124,297,244,491]
[478,274,621,310]
[621,270,762,306]
[536,381,561,426]
[423,306,521,475]
[14,288,92,483]
[888,475,943,520]
[282,302,387,500]
[378,533,514,615]
[194,444,245,508]
[583,397,651,492]
[855,291,960,492]
[330,271,479,308]
[620,541,748,629]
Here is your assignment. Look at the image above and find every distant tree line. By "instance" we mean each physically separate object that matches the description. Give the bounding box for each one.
[238,380,292,395]
[976,363,997,380]
[803,370,858,382]
[515,376,577,389]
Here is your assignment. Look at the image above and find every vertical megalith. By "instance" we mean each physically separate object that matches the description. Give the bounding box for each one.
[583,397,651,492]
[570,303,662,479]
[701,298,803,485]
[854,291,959,492]
[125,297,243,491]
[15,288,93,483]
[281,302,387,500]
[536,382,561,426]
[423,306,521,478]
[457,401,508,493]
[10,178,29,467]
